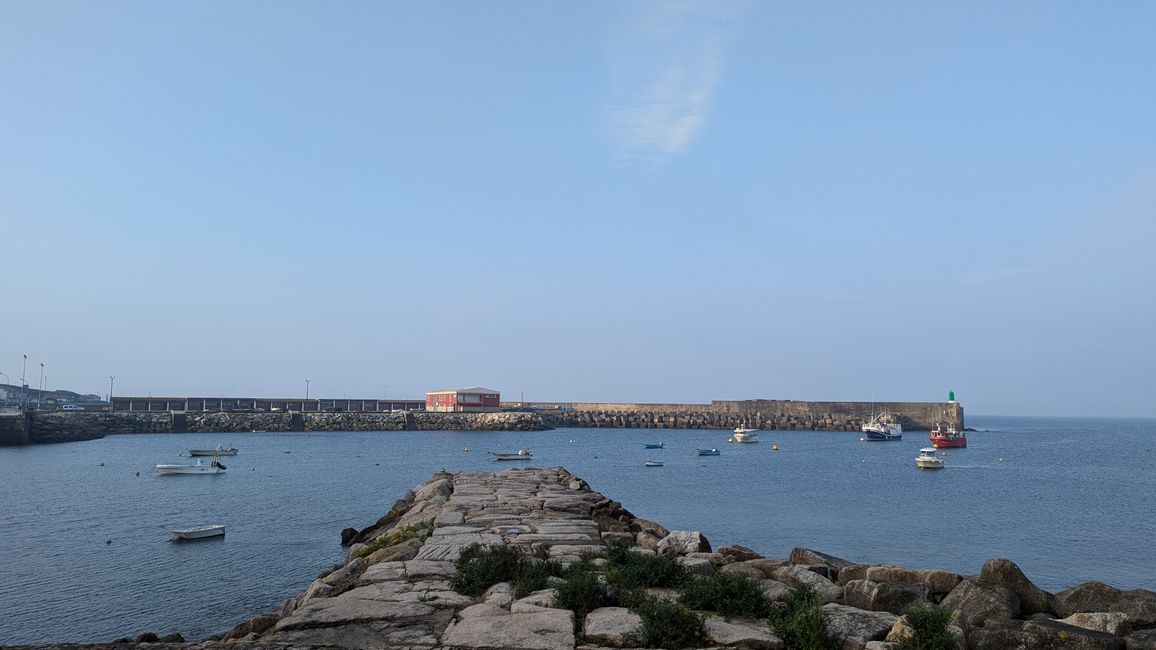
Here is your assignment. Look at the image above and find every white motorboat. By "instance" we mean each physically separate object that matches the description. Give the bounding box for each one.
[733,427,759,443]
[155,458,227,475]
[172,525,225,540]
[644,460,664,467]
[916,448,945,469]
[187,446,238,456]
[490,448,533,461]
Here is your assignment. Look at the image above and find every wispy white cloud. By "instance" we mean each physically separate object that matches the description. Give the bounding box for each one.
[961,267,1039,284]
[605,2,746,162]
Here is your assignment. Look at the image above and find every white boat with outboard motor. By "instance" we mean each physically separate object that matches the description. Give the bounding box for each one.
[490,449,533,461]
[915,448,945,469]
[732,427,759,443]
[155,458,227,475]
[172,524,225,540]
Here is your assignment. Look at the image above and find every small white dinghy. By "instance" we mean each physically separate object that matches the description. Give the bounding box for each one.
[644,460,664,467]
[490,449,533,461]
[172,525,225,540]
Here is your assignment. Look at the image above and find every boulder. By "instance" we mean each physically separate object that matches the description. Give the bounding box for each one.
[703,615,783,649]
[1057,582,1125,618]
[789,547,856,582]
[1022,618,1127,649]
[719,544,764,562]
[917,569,964,596]
[442,609,574,650]
[340,527,358,546]
[220,612,279,640]
[1112,597,1156,629]
[365,538,422,564]
[657,531,711,557]
[821,603,898,648]
[761,579,792,602]
[1125,629,1156,649]
[838,564,870,586]
[844,579,931,615]
[721,561,769,580]
[940,578,1020,626]
[635,531,660,550]
[772,565,843,604]
[884,615,964,649]
[1061,612,1133,636]
[979,558,1056,616]
[629,517,670,538]
[865,565,919,584]
[678,555,716,576]
[583,607,642,647]
[965,619,1040,650]
[458,603,510,619]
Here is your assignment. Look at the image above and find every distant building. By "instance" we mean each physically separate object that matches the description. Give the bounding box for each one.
[425,387,501,413]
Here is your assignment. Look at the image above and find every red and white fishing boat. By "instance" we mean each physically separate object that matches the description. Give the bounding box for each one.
[929,422,967,448]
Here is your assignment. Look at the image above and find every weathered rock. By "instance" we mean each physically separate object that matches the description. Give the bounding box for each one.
[721,561,769,580]
[340,527,358,546]
[1061,612,1133,636]
[414,477,452,502]
[458,603,510,619]
[1058,582,1126,618]
[635,531,660,550]
[628,517,669,538]
[583,607,642,647]
[221,612,279,640]
[761,579,792,603]
[789,547,857,582]
[1125,628,1156,649]
[134,632,159,643]
[940,578,1019,626]
[821,603,898,648]
[964,619,1039,650]
[513,588,556,609]
[678,555,716,576]
[1113,597,1156,630]
[884,615,963,649]
[772,565,843,604]
[917,569,963,595]
[844,579,931,615]
[979,558,1055,616]
[703,615,784,649]
[865,565,919,584]
[1022,618,1127,649]
[484,582,514,608]
[442,609,575,650]
[365,538,422,564]
[719,544,764,562]
[839,564,870,586]
[864,642,903,650]
[657,530,711,557]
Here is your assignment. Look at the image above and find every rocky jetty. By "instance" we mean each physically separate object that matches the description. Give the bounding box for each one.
[7,468,1154,649]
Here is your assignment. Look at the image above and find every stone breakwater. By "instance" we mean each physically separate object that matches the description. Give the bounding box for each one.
[10,411,549,444]
[538,399,964,432]
[18,467,1151,650]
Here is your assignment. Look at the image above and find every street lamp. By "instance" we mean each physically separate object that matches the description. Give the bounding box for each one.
[37,363,44,410]
[21,354,27,409]
[109,376,115,404]
[305,379,310,404]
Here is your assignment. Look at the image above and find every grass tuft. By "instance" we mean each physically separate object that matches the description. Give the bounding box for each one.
[768,584,840,650]
[353,521,433,559]
[902,603,958,650]
[678,571,773,618]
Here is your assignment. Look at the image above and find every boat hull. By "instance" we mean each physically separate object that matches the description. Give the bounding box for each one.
[644,461,663,467]
[188,449,237,456]
[863,431,902,441]
[929,435,967,448]
[172,525,225,540]
[156,465,225,475]
[916,459,945,469]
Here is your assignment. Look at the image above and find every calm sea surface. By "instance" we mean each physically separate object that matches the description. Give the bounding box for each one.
[1,415,1153,644]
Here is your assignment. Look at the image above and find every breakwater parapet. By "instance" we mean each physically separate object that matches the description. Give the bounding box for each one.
[537,399,963,432]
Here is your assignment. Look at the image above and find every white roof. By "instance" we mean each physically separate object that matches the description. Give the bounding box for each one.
[427,387,500,395]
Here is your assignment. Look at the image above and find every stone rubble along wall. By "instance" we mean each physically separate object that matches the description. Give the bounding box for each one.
[538,400,964,431]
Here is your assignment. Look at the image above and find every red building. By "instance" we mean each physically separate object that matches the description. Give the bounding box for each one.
[425,387,501,413]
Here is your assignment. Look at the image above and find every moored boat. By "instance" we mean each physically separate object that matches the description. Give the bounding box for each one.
[187,446,238,456]
[861,413,902,441]
[155,458,226,475]
[172,525,225,540]
[929,422,967,448]
[490,449,533,461]
[643,442,664,449]
[697,448,721,456]
[644,460,664,467]
[915,448,945,469]
[732,427,759,443]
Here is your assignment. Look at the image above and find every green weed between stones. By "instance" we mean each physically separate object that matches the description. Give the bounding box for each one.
[450,543,563,597]
[628,597,709,649]
[678,571,773,618]
[768,584,840,650]
[902,603,958,650]
[352,521,434,559]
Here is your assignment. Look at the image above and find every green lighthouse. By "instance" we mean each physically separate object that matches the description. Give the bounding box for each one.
[948,390,956,403]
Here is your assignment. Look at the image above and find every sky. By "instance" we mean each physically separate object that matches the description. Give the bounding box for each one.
[1,2,1153,417]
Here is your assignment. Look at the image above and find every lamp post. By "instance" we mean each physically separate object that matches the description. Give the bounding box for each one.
[21,354,27,409]
[37,363,44,410]
[108,376,115,404]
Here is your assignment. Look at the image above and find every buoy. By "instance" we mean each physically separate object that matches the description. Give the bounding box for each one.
[859,437,866,442]
[105,539,112,545]
[98,462,104,467]
[727,437,734,443]
[134,471,140,477]
[463,447,470,452]
[772,444,780,451]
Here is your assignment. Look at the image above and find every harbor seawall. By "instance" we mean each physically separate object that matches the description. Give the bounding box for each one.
[536,399,963,432]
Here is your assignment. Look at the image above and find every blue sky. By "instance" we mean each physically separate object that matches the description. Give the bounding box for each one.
[2,2,1153,416]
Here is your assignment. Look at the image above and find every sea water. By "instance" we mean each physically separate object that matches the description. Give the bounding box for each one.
[0,415,1152,644]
